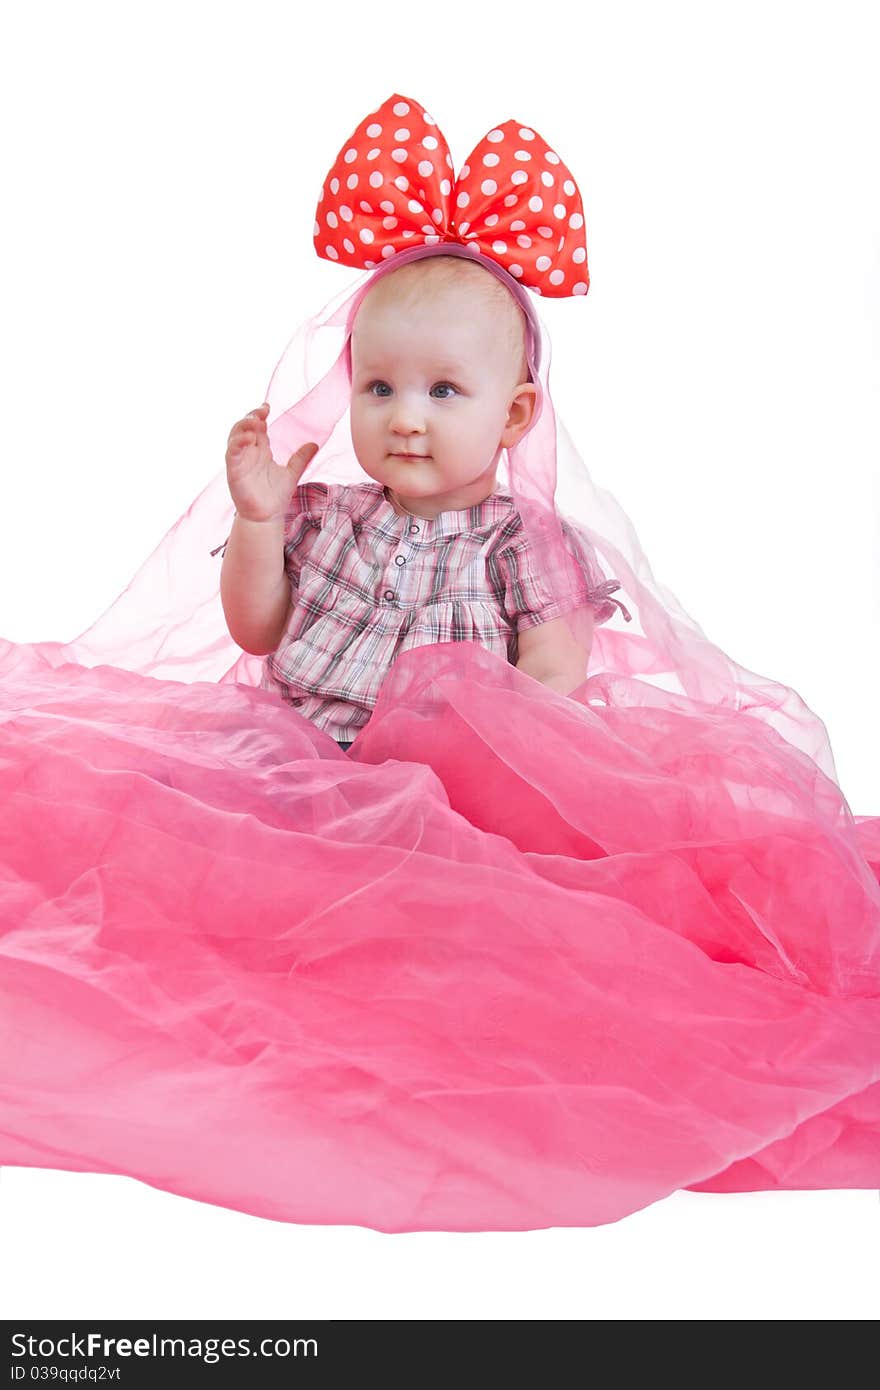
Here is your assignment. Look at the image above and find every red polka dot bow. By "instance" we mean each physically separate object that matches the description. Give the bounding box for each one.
[313,93,589,299]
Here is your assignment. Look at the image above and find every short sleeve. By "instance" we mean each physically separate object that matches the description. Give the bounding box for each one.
[494,515,632,631]
[281,482,330,591]
[559,516,633,625]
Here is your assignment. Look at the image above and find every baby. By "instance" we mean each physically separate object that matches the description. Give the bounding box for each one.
[220,254,603,747]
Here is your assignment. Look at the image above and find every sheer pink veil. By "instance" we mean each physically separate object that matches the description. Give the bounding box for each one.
[1,242,842,787]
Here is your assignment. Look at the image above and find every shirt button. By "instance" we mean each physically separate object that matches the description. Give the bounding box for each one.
[394,555,406,566]
[409,524,419,534]
[383,589,396,601]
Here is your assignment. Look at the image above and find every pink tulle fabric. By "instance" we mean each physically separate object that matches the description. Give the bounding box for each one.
[1,248,879,1232]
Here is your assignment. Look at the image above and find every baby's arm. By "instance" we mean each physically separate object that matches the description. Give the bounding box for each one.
[221,404,323,655]
[220,513,291,655]
[515,610,594,695]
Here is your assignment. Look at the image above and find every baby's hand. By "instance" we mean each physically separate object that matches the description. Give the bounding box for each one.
[225,403,319,523]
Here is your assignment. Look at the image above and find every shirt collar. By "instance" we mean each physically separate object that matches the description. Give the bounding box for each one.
[377,483,513,536]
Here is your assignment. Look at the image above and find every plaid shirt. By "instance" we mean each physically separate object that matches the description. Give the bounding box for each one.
[215,482,630,743]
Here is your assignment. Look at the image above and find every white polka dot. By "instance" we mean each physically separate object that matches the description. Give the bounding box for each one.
[359,227,374,243]
[457,221,470,234]
[456,191,470,208]
[572,246,586,263]
[402,230,415,239]
[424,111,436,125]
[464,239,480,249]
[391,148,408,164]
[343,238,355,253]
[313,220,320,236]
[344,148,357,164]
[485,213,499,227]
[514,150,532,162]
[369,171,383,188]
[392,101,410,115]
[381,245,396,258]
[358,201,373,213]
[393,176,409,191]
[491,240,507,254]
[407,199,423,214]
[325,246,339,260]
[573,282,587,294]
[563,179,575,196]
[347,174,359,189]
[557,235,565,252]
[394,127,410,141]
[326,211,338,229]
[528,196,543,212]
[549,269,565,285]
[487,129,505,142]
[459,162,470,179]
[533,287,543,295]
[553,203,566,218]
[367,148,381,161]
[432,208,443,224]
[536,255,552,271]
[382,216,398,229]
[545,151,560,165]
[366,123,382,137]
[508,263,523,277]
[481,179,498,195]
[417,160,434,177]
[423,135,439,150]
[504,194,517,207]
[541,171,555,188]
[482,152,500,166]
[330,178,340,195]
[569,213,584,229]
[445,152,453,169]
[511,171,528,186]
[537,225,553,238]
[424,233,440,244]
[365,260,376,268]
[339,205,353,222]
[510,220,525,231]
[516,234,532,248]
[518,128,536,140]
[440,178,451,195]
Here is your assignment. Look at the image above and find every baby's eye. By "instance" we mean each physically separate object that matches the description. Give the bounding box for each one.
[367,381,458,399]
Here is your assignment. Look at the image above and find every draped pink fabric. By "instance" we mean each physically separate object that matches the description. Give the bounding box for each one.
[1,630,878,1231]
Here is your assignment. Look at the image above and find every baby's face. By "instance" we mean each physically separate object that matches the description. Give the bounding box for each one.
[349,290,536,517]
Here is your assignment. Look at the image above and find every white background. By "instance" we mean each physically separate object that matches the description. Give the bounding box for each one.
[1,0,878,1321]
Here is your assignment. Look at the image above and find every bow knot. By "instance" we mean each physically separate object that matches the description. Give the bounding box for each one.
[313,93,589,298]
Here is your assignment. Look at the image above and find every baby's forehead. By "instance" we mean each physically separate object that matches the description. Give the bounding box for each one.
[353,294,504,358]
[351,269,526,381]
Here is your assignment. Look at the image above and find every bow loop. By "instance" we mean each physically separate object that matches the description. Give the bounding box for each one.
[451,116,589,295]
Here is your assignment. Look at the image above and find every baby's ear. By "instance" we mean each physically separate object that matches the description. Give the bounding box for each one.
[504,383,539,443]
